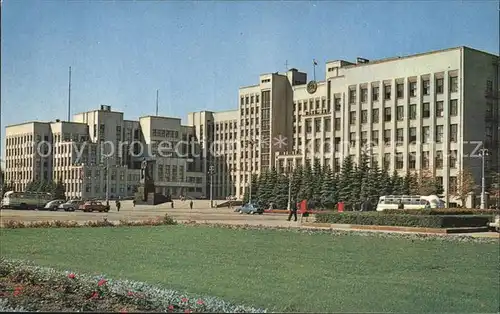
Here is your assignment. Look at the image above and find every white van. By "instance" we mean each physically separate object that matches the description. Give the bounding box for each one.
[376,195,445,212]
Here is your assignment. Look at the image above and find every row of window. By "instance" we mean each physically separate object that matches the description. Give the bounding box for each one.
[240,94,261,106]
[347,76,458,104]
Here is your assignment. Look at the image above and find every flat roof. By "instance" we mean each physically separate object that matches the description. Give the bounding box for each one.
[139,115,181,121]
[5,121,50,128]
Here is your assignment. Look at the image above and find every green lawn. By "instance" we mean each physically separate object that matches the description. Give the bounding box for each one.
[1,226,498,312]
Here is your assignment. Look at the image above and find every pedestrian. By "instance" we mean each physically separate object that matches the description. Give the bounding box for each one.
[360,197,372,212]
[190,200,193,209]
[171,201,174,209]
[115,200,121,212]
[132,199,136,207]
[287,201,298,222]
[337,200,345,212]
[397,199,405,210]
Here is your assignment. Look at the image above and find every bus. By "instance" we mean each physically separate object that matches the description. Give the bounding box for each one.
[376,195,445,211]
[1,191,53,210]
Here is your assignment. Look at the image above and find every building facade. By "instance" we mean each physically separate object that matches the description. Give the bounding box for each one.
[187,46,499,202]
[4,105,206,199]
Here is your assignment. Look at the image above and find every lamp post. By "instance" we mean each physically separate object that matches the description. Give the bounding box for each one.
[287,170,292,211]
[208,165,215,208]
[247,139,255,204]
[479,148,489,209]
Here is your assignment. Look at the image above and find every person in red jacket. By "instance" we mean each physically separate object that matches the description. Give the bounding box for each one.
[337,200,345,212]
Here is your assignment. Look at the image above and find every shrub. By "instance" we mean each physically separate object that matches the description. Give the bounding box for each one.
[2,216,178,229]
[315,212,493,228]
[383,208,500,216]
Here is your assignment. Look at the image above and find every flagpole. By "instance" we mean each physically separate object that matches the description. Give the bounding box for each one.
[155,89,159,116]
[313,59,317,81]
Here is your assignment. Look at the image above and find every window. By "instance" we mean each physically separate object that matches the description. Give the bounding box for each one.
[361,110,368,123]
[421,151,430,169]
[349,89,356,104]
[449,150,457,168]
[360,88,368,103]
[334,98,341,111]
[396,106,404,120]
[435,125,444,143]
[396,83,404,98]
[409,82,417,97]
[449,99,458,116]
[435,101,444,117]
[315,118,321,132]
[486,80,493,92]
[334,118,341,131]
[384,108,391,122]
[436,78,444,94]
[372,130,379,145]
[372,108,379,123]
[384,85,391,100]
[324,118,331,131]
[422,126,430,143]
[384,129,391,144]
[422,102,430,118]
[435,151,443,169]
[396,153,404,169]
[409,127,417,143]
[396,128,404,144]
[372,86,379,101]
[450,124,458,142]
[449,76,458,92]
[383,153,391,169]
[349,111,356,125]
[334,137,341,151]
[349,132,356,146]
[361,131,368,145]
[422,79,430,95]
[409,154,416,169]
[409,104,417,120]
[306,120,312,133]
[324,140,331,153]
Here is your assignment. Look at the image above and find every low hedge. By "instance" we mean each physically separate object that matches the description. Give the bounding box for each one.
[382,208,500,216]
[315,212,493,228]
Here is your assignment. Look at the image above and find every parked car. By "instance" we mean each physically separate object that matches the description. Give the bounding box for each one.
[238,203,263,215]
[79,201,110,213]
[58,200,83,212]
[43,200,66,211]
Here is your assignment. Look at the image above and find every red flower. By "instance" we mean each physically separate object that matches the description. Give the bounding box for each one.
[13,286,23,296]
[68,273,76,279]
[97,279,107,286]
[127,291,134,296]
[184,310,192,314]
[181,297,188,303]
[90,291,99,299]
[196,299,204,305]
[168,304,174,312]
[120,309,128,314]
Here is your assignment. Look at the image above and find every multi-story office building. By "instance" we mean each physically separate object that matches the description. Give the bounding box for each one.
[4,105,206,199]
[188,46,499,203]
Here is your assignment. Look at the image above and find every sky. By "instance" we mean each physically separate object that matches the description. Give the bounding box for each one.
[1,0,499,160]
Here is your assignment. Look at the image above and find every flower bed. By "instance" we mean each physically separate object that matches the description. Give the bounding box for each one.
[1,214,178,229]
[382,208,500,215]
[314,212,493,228]
[0,259,267,313]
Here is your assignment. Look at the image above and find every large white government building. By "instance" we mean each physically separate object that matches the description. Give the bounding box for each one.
[188,46,499,203]
[4,105,205,199]
[3,46,499,202]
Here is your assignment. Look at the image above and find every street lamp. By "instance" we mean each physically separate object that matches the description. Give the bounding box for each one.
[479,148,489,209]
[287,170,292,211]
[246,139,255,203]
[208,165,215,208]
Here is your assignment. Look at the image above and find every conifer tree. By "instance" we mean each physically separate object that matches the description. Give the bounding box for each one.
[273,174,290,209]
[299,160,314,201]
[320,165,337,208]
[290,164,303,203]
[339,155,355,205]
[312,158,323,202]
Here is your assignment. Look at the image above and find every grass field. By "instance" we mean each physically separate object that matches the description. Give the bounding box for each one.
[1,226,499,312]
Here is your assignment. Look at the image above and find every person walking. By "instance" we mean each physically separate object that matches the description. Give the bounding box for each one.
[397,199,405,210]
[132,199,136,207]
[115,200,121,212]
[287,201,298,222]
[360,197,372,212]
[189,200,193,209]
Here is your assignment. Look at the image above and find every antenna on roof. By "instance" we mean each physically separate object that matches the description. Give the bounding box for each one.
[155,89,159,116]
[67,66,72,121]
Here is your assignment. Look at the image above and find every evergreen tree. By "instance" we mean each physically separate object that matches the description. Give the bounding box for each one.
[339,155,355,207]
[378,167,393,195]
[53,179,66,199]
[391,170,405,195]
[290,164,303,203]
[257,170,270,206]
[312,158,323,203]
[364,160,381,199]
[357,152,371,198]
[250,174,259,203]
[272,174,290,209]
[320,165,337,208]
[299,160,313,201]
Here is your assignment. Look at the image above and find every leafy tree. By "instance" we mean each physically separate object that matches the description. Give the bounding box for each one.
[417,169,443,195]
[454,168,476,205]
[243,174,260,204]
